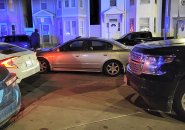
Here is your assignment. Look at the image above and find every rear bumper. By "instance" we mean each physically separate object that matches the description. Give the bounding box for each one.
[11,62,40,83]
[126,65,177,112]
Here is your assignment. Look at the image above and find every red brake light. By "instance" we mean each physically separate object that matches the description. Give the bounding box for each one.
[1,57,18,68]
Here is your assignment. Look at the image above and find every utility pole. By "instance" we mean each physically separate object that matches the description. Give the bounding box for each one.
[164,0,170,40]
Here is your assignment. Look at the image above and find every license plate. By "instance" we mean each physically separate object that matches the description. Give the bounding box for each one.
[26,60,32,67]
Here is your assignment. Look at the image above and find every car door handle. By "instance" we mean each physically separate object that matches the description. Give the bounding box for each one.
[75,55,79,57]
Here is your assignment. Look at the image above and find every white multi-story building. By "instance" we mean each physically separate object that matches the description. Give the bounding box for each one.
[100,0,127,39]
[136,0,161,36]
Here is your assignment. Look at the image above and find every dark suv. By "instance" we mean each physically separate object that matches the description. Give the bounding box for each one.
[0,35,31,49]
[126,39,185,119]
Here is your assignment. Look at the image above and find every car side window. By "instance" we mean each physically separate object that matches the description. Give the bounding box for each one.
[60,40,84,51]
[91,41,113,51]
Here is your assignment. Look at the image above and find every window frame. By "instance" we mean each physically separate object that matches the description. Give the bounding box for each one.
[64,0,70,8]
[40,0,47,10]
[0,0,6,10]
[139,18,150,31]
[58,0,62,9]
[110,0,117,7]
[130,0,134,5]
[79,0,83,8]
[140,0,150,4]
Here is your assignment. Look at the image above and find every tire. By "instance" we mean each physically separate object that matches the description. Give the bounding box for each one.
[39,59,50,73]
[173,86,185,120]
[103,60,122,77]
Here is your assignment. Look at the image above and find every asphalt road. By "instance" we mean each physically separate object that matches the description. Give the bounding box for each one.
[3,72,185,130]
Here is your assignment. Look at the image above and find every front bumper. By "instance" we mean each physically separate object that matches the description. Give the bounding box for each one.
[126,65,178,112]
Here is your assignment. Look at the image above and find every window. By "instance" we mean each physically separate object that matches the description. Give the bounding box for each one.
[58,0,62,8]
[79,20,84,36]
[0,44,26,55]
[59,22,63,35]
[62,40,84,51]
[140,0,150,4]
[72,21,76,35]
[154,17,156,33]
[155,0,157,4]
[11,25,15,35]
[130,18,134,32]
[130,0,134,5]
[139,18,150,31]
[8,0,14,11]
[65,0,69,7]
[79,0,83,8]
[41,2,47,10]
[71,0,75,7]
[0,0,5,10]
[110,0,116,6]
[65,21,70,35]
[0,24,8,36]
[91,41,113,51]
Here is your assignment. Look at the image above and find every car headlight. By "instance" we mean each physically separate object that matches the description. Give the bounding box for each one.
[142,55,175,75]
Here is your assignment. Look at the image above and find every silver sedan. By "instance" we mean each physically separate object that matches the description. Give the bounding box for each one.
[37,37,130,76]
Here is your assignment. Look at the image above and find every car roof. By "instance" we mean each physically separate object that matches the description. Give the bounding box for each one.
[64,37,127,49]
[1,34,29,38]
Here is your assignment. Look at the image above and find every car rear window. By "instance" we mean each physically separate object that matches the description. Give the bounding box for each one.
[3,36,29,42]
[15,36,29,42]
[0,44,27,54]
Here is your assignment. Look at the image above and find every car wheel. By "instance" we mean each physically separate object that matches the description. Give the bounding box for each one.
[103,61,122,77]
[173,86,185,120]
[39,59,50,73]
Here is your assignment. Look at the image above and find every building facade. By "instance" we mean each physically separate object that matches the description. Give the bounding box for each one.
[135,0,160,36]
[99,0,128,39]
[170,0,185,38]
[31,0,90,46]
[0,0,25,37]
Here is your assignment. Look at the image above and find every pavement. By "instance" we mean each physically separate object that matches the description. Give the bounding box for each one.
[4,72,185,130]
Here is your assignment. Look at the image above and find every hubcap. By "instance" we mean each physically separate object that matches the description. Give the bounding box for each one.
[106,62,120,76]
[181,93,185,111]
[39,61,48,72]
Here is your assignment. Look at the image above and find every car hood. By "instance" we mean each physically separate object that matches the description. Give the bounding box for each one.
[132,39,185,55]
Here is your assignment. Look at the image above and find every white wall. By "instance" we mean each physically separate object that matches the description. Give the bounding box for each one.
[90,25,101,37]
[136,0,158,36]
[100,0,126,39]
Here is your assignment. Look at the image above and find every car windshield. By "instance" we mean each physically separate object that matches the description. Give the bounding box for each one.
[0,44,27,54]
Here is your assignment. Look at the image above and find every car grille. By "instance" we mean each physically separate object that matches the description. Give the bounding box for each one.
[129,51,143,75]
[130,51,143,62]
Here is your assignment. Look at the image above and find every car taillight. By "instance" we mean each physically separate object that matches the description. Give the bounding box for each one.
[0,57,18,68]
[5,73,17,87]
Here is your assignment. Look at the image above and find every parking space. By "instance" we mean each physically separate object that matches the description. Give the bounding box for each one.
[4,72,185,130]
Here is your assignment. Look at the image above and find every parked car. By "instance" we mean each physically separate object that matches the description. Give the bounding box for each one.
[0,66,21,127]
[116,31,174,46]
[37,37,130,76]
[0,35,31,49]
[0,42,40,83]
[126,38,185,120]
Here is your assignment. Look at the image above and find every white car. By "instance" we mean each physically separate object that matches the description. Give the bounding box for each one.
[0,42,40,83]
